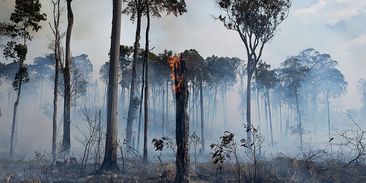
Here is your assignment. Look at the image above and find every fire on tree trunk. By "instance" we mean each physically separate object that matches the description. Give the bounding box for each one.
[169,55,190,183]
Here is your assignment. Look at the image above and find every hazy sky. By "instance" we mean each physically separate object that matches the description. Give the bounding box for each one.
[1,0,366,109]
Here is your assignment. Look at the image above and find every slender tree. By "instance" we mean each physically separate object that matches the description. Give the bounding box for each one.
[280,57,309,148]
[217,0,291,144]
[255,61,278,147]
[99,0,122,171]
[61,0,74,154]
[2,0,47,157]
[49,0,62,162]
[143,0,150,163]
[123,0,145,148]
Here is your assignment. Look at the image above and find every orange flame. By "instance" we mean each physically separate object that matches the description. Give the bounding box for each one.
[168,55,184,92]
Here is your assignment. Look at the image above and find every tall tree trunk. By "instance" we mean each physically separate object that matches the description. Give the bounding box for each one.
[256,88,261,130]
[166,81,169,131]
[199,73,205,153]
[137,63,145,152]
[266,88,273,147]
[143,4,150,163]
[279,100,282,143]
[162,85,165,136]
[192,81,195,131]
[211,85,218,135]
[174,56,190,183]
[240,73,245,120]
[264,92,269,134]
[246,69,253,144]
[10,78,22,157]
[294,90,303,148]
[51,0,61,162]
[99,0,121,171]
[126,0,143,148]
[62,0,74,154]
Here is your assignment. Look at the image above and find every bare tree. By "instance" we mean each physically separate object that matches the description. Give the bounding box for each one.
[49,0,63,163]
[73,107,99,174]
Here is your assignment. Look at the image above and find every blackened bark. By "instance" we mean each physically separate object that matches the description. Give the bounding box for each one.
[62,0,74,154]
[174,56,190,183]
[143,4,150,163]
[99,0,121,171]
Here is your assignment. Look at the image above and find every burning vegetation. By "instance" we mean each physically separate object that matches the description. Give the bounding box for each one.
[1,0,366,182]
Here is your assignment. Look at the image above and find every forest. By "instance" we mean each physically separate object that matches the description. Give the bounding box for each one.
[1,0,366,182]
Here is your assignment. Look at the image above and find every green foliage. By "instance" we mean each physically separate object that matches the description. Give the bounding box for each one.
[1,0,47,92]
[206,56,241,88]
[218,0,291,42]
[210,131,236,164]
[255,61,278,91]
[12,65,29,90]
[122,0,186,21]
[152,136,175,152]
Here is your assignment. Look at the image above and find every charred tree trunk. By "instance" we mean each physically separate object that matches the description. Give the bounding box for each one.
[174,56,190,183]
[126,0,143,148]
[143,4,150,163]
[62,0,74,154]
[99,0,121,171]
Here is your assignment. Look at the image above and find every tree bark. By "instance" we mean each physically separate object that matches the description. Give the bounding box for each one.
[62,0,74,154]
[10,78,22,157]
[99,0,121,171]
[143,4,150,163]
[246,68,253,145]
[51,0,62,162]
[126,0,143,148]
[174,56,190,183]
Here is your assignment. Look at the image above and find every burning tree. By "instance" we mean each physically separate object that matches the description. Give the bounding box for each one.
[217,0,291,144]
[169,55,190,183]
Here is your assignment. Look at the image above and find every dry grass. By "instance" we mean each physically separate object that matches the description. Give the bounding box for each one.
[2,156,366,182]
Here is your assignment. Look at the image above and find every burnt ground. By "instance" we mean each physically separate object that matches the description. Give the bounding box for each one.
[1,156,366,183]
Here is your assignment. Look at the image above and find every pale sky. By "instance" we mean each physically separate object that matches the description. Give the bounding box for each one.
[1,0,366,109]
